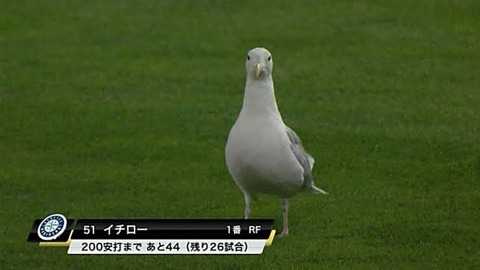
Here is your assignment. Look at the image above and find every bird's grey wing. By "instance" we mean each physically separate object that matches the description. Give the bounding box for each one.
[285,126,315,188]
[285,126,327,195]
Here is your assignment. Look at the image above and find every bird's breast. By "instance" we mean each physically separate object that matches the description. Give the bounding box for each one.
[225,116,304,196]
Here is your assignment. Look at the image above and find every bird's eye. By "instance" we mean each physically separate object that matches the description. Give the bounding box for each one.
[268,56,271,61]
[247,55,250,60]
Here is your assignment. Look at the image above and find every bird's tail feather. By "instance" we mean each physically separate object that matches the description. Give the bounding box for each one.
[310,185,328,195]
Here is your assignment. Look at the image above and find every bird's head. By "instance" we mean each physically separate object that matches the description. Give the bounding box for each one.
[245,47,273,80]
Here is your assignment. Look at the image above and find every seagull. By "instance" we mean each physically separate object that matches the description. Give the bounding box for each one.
[225,47,327,237]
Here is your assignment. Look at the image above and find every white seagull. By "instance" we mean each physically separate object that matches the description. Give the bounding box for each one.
[225,47,327,237]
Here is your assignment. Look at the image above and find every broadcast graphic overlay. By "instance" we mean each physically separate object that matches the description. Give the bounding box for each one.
[27,214,276,255]
[27,214,76,247]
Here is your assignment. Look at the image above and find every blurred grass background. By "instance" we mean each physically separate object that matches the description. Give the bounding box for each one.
[1,0,479,269]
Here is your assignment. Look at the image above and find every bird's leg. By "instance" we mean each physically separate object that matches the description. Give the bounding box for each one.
[244,194,251,219]
[278,198,289,237]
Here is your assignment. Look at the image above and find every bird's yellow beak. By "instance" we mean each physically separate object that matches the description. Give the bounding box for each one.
[255,64,262,78]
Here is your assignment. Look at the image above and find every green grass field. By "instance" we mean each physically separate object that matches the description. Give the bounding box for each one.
[1,0,479,269]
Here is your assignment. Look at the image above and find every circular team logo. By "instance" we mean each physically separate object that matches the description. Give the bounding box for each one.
[37,214,67,241]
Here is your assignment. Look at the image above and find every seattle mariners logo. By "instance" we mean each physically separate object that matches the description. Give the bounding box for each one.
[37,214,67,241]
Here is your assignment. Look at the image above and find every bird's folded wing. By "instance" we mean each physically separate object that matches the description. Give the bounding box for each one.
[285,126,315,185]
[285,126,327,194]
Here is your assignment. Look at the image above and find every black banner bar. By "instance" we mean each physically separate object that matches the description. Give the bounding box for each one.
[71,219,274,240]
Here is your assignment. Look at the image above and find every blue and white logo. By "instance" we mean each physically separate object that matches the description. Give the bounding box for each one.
[37,214,67,241]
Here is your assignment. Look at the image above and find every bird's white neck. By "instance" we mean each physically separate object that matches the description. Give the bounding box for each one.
[241,76,282,120]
